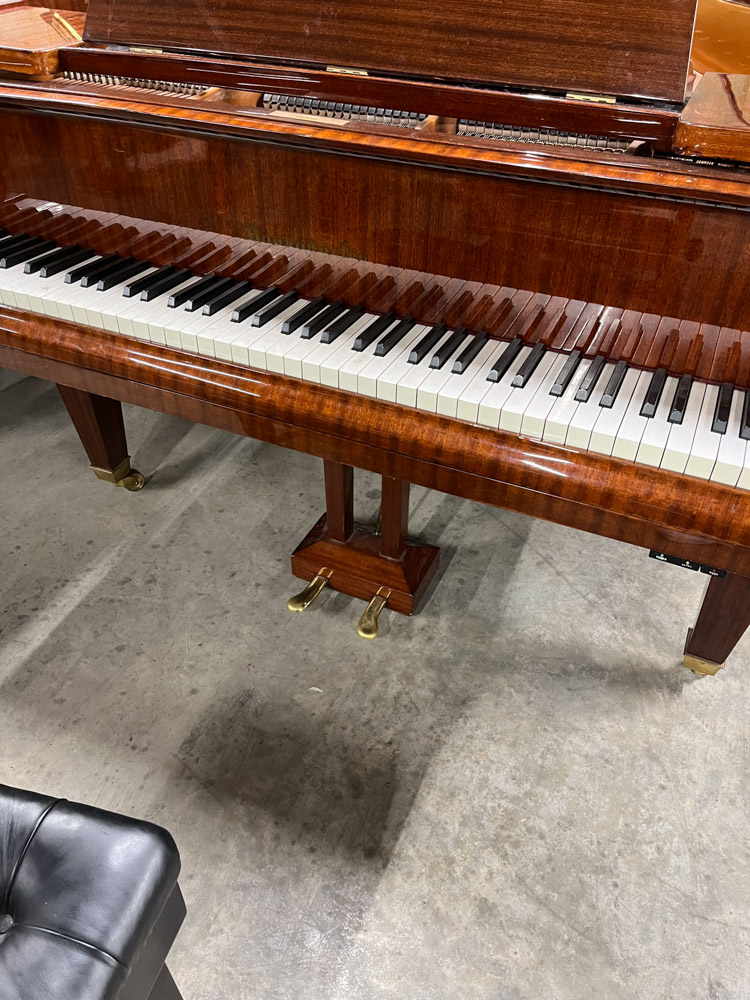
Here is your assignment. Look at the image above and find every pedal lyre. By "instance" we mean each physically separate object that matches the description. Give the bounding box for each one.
[357,590,390,640]
[287,570,331,613]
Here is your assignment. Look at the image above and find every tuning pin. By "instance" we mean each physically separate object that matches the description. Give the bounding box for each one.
[287,571,331,613]
[357,591,390,640]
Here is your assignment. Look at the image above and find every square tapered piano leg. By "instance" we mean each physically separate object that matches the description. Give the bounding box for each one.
[289,461,439,635]
[57,385,144,491]
[684,571,750,674]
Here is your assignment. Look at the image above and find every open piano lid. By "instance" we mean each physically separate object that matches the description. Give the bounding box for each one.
[83,0,699,104]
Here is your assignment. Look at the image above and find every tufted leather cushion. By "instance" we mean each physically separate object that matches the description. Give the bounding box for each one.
[0,785,181,1000]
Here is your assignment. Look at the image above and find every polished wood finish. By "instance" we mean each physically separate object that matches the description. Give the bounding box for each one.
[4,306,750,581]
[692,0,750,74]
[2,102,750,329]
[291,517,439,615]
[59,47,680,148]
[0,7,83,77]
[676,73,750,161]
[323,460,354,543]
[83,0,697,102]
[381,478,410,561]
[292,465,437,614]
[56,384,130,473]
[685,572,750,664]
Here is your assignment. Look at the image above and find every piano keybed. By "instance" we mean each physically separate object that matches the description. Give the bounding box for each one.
[2,212,750,494]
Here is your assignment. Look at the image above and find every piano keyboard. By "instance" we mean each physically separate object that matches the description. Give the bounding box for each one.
[3,230,750,491]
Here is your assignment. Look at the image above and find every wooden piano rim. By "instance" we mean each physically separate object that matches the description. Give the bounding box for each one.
[3,304,750,575]
[2,83,750,208]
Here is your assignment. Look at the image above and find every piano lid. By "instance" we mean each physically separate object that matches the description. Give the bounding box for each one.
[82,0,699,104]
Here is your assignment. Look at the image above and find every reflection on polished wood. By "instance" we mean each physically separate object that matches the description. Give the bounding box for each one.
[676,73,750,160]
[692,0,750,74]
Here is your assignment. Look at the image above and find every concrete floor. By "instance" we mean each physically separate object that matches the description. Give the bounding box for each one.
[1,368,749,1000]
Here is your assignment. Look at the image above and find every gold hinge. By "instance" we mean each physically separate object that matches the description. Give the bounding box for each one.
[326,65,369,76]
[566,91,617,104]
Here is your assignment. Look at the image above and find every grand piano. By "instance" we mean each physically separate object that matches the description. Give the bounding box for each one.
[1,0,750,667]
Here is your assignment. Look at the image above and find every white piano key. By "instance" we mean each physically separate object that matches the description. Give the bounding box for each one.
[322,314,384,389]
[543,355,597,445]
[611,370,653,461]
[660,382,706,475]
[416,362,460,413]
[395,329,456,408]
[357,323,426,399]
[454,342,507,423]
[519,352,569,439]
[477,346,532,428]
[251,300,328,374]
[372,325,433,403]
[684,384,720,480]
[711,390,746,486]
[566,363,616,450]
[499,352,557,433]
[436,340,502,419]
[97,268,160,332]
[178,301,242,353]
[634,376,678,467]
[283,319,329,379]
[588,368,641,457]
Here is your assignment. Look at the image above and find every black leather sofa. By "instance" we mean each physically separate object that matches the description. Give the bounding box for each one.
[0,784,185,1000]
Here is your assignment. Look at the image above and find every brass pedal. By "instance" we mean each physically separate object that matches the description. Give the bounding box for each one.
[91,458,145,491]
[357,590,390,639]
[287,570,331,613]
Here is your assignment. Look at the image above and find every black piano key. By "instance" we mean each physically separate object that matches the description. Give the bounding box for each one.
[251,290,299,327]
[81,256,136,289]
[430,327,471,369]
[599,360,629,408]
[321,306,365,344]
[24,244,78,275]
[487,337,523,383]
[511,342,546,387]
[639,367,668,418]
[372,316,414,356]
[141,268,193,302]
[711,382,734,435]
[169,273,220,308]
[740,391,750,441]
[668,374,693,425]
[124,265,177,298]
[452,332,489,374]
[300,301,347,339]
[184,276,236,312]
[0,234,45,257]
[65,253,118,285]
[282,297,327,334]
[0,239,56,270]
[232,287,283,323]
[203,281,254,317]
[355,312,399,352]
[40,247,96,278]
[0,229,8,243]
[97,259,151,291]
[408,324,448,365]
[574,355,607,402]
[549,349,582,396]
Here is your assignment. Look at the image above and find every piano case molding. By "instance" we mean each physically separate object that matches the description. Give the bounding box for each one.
[1,98,750,331]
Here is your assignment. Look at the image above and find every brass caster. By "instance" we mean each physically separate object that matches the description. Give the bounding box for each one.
[357,591,390,640]
[287,570,331,613]
[91,458,145,491]
[683,628,724,676]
